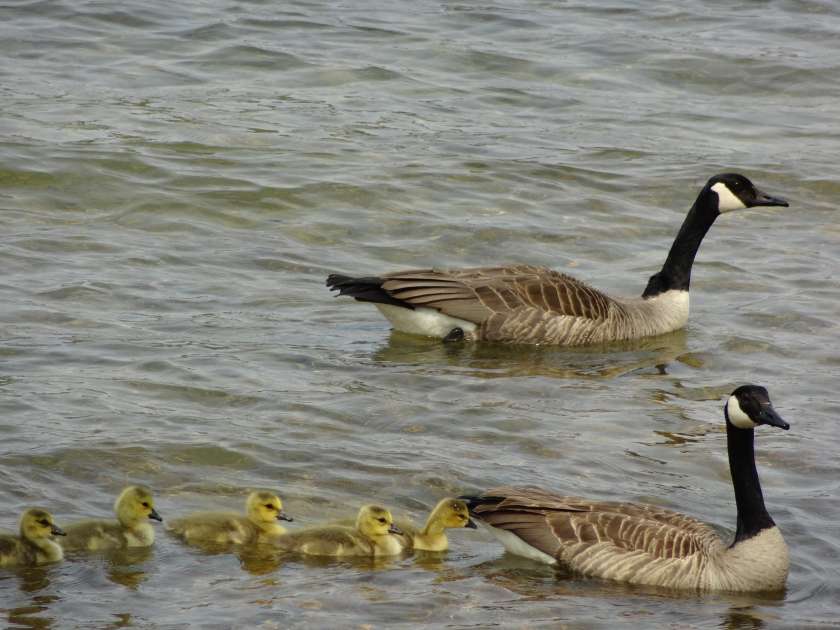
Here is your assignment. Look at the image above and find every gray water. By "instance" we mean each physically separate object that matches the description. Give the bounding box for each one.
[2,0,839,627]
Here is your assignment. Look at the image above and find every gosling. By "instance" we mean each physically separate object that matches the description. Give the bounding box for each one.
[0,508,66,567]
[61,485,162,551]
[273,505,403,557]
[167,490,292,546]
[395,498,477,552]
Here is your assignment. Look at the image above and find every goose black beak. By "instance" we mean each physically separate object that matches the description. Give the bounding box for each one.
[749,188,789,208]
[277,512,294,522]
[758,406,790,430]
[465,518,478,529]
[388,523,403,535]
[51,525,66,537]
[149,508,163,522]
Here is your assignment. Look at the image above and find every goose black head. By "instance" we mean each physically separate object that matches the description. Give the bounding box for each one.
[725,385,789,431]
[706,173,789,214]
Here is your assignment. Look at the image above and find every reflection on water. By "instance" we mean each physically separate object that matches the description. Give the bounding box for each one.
[471,553,787,621]
[237,546,286,577]
[4,567,53,596]
[272,551,405,573]
[372,328,692,379]
[6,600,56,630]
[722,608,766,630]
[651,429,706,446]
[102,547,154,590]
[2,567,59,630]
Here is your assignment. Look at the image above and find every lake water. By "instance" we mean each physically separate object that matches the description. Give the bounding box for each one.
[1,0,839,627]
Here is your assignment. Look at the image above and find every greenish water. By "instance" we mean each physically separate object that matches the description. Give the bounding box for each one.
[2,1,839,628]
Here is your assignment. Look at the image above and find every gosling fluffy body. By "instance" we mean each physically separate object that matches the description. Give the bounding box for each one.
[61,485,162,551]
[274,505,403,557]
[0,508,66,567]
[168,491,292,546]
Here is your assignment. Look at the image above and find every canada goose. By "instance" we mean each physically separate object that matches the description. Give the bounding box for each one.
[61,486,162,551]
[463,385,791,591]
[395,498,477,552]
[0,508,66,567]
[273,505,403,557]
[167,491,293,546]
[327,174,788,345]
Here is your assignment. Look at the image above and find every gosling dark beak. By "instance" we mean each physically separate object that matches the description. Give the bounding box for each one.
[277,512,294,522]
[757,405,790,430]
[149,508,163,522]
[749,188,789,208]
[388,523,403,535]
[465,518,478,530]
[51,525,66,537]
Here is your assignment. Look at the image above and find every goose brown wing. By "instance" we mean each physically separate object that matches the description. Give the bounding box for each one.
[380,265,616,324]
[469,486,720,561]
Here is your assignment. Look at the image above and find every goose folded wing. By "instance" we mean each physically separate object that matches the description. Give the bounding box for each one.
[473,487,720,561]
[552,510,719,560]
[0,536,20,558]
[381,265,615,323]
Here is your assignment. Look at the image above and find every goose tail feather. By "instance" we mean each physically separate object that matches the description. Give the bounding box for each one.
[326,273,415,309]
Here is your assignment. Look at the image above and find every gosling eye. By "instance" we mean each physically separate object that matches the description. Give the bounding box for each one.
[377,517,387,524]
[38,519,49,527]
[141,502,150,508]
[264,504,275,510]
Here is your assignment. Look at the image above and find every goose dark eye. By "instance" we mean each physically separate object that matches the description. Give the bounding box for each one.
[38,520,49,526]
[377,517,387,524]
[264,504,275,510]
[141,502,150,508]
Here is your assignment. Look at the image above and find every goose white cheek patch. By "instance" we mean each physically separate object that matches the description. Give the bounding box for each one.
[711,182,747,213]
[727,396,757,429]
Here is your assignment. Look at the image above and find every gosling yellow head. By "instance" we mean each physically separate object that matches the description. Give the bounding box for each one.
[402,498,477,552]
[21,508,66,542]
[356,505,402,538]
[115,485,162,527]
[0,507,65,566]
[431,498,476,531]
[246,491,293,526]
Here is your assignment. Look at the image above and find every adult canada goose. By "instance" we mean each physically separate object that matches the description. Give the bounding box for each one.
[462,385,791,591]
[394,498,477,552]
[61,485,162,551]
[167,491,293,546]
[327,174,788,345]
[273,505,403,557]
[0,508,66,567]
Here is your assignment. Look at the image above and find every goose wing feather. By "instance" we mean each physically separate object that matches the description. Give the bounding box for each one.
[168,512,253,544]
[61,520,125,550]
[0,534,25,564]
[471,486,721,562]
[272,525,373,556]
[380,265,617,324]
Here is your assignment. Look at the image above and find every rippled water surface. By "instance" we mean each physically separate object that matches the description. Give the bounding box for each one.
[2,0,840,627]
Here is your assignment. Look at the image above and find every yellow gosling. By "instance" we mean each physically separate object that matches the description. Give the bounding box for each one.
[274,505,402,557]
[168,490,292,546]
[396,498,476,552]
[0,508,66,567]
[61,486,162,551]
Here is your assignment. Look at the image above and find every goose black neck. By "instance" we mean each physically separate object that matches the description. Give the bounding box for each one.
[642,189,718,298]
[726,418,775,545]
